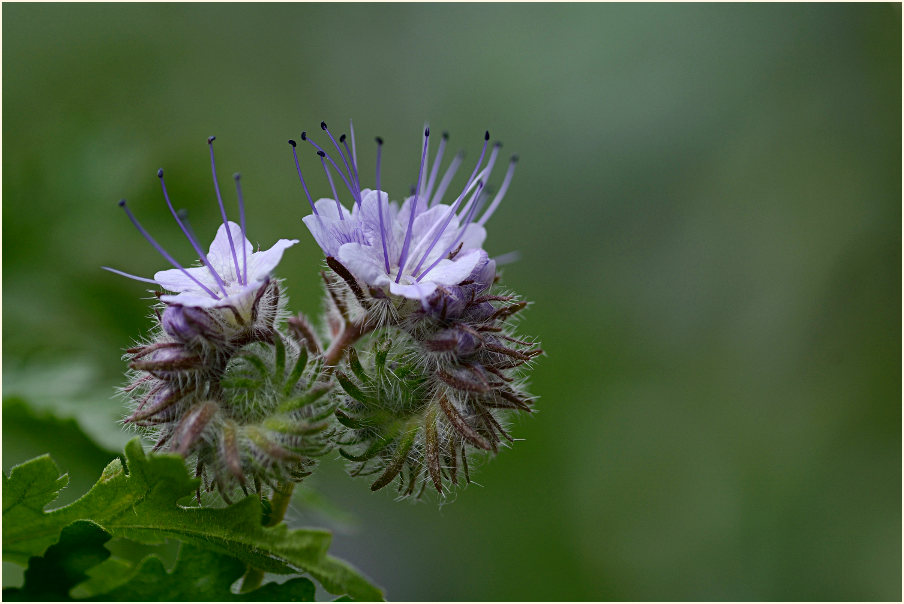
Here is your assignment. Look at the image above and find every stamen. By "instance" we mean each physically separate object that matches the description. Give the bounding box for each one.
[117,199,219,299]
[289,140,317,214]
[208,137,242,282]
[395,127,430,283]
[176,209,196,242]
[321,121,361,205]
[416,180,486,283]
[459,142,500,220]
[349,120,359,183]
[419,122,430,200]
[477,155,518,226]
[339,133,361,200]
[233,173,248,285]
[158,169,229,295]
[101,266,160,285]
[318,150,344,220]
[375,136,390,273]
[430,150,464,206]
[302,131,359,205]
[425,131,449,207]
[462,130,490,193]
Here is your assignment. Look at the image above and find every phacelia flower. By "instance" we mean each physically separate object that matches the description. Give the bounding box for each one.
[291,123,518,308]
[105,137,331,501]
[290,121,540,498]
[105,136,297,330]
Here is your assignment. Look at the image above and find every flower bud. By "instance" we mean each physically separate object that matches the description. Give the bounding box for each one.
[162,304,216,342]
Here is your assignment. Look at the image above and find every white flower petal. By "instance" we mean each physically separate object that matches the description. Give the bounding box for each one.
[247,238,298,282]
[207,222,254,281]
[154,265,220,295]
[159,291,224,308]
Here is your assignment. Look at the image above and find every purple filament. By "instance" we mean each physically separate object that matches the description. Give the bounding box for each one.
[322,122,360,204]
[208,137,243,285]
[409,170,485,278]
[289,140,317,214]
[375,137,390,273]
[419,123,430,201]
[461,131,490,195]
[349,120,359,189]
[395,127,430,283]
[101,266,160,285]
[318,151,344,220]
[424,132,448,207]
[233,173,248,285]
[118,200,219,298]
[158,169,229,296]
[416,180,485,283]
[477,156,518,226]
[302,132,359,206]
[459,143,500,219]
[430,150,464,207]
[340,134,360,199]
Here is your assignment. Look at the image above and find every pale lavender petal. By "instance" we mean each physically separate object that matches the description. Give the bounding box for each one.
[338,242,387,285]
[458,223,487,252]
[418,249,482,285]
[313,197,352,221]
[407,204,462,270]
[388,279,438,300]
[303,214,342,256]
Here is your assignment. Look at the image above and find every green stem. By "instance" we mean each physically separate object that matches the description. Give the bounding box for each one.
[239,318,371,593]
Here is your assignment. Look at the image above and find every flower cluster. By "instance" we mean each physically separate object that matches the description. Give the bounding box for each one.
[290,123,541,497]
[106,138,330,500]
[109,122,541,502]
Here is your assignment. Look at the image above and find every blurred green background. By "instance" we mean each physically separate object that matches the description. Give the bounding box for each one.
[3,3,900,600]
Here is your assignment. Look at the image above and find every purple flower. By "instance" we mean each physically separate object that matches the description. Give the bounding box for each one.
[291,123,517,303]
[105,137,297,321]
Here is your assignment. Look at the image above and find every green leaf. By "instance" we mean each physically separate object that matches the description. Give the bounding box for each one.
[3,441,383,600]
[101,543,316,601]
[4,520,316,601]
[3,520,111,601]
[3,398,118,508]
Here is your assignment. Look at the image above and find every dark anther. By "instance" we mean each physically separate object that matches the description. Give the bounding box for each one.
[288,139,297,147]
[512,154,520,163]
[317,150,326,157]
[339,134,346,142]
[321,121,328,130]
[442,131,449,140]
[494,141,503,148]
[301,131,307,140]
[484,130,490,140]
[375,136,383,145]
[233,172,241,181]
[425,126,430,136]
[118,199,127,207]
[207,136,216,144]
[157,168,164,178]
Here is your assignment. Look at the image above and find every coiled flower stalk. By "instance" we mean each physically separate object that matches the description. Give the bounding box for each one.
[326,257,541,498]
